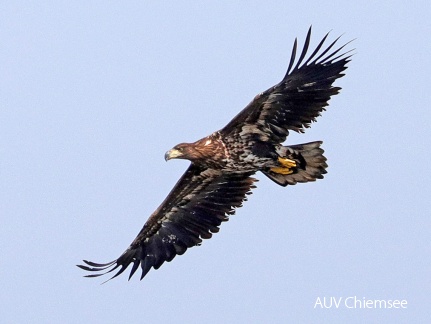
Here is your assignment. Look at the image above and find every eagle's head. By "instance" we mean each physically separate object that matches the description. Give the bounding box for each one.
[165,137,223,165]
[165,143,200,162]
[164,143,186,161]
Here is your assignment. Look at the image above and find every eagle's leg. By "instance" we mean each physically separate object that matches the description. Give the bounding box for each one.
[270,157,297,175]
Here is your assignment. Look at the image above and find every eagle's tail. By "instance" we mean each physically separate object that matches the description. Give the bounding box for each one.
[262,141,328,187]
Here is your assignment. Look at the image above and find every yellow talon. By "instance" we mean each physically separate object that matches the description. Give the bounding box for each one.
[270,166,294,175]
[278,157,297,168]
[269,157,297,175]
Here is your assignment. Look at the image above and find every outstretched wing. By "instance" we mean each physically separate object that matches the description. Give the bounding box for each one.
[78,165,257,281]
[221,27,352,143]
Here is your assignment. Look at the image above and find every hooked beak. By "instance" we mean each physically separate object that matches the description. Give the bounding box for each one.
[164,148,183,161]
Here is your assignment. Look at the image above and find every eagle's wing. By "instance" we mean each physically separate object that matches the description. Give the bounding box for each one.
[78,165,257,281]
[221,27,352,143]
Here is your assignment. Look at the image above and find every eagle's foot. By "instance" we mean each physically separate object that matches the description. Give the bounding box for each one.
[270,157,297,175]
[278,157,297,168]
[270,166,294,175]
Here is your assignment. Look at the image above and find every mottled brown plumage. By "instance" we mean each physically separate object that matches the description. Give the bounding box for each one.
[78,27,352,281]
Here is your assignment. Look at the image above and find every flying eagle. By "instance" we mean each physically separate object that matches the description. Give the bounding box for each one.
[78,28,352,281]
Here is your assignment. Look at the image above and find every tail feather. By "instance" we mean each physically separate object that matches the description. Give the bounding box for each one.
[262,141,328,186]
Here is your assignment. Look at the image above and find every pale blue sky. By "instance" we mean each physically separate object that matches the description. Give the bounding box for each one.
[1,2,430,323]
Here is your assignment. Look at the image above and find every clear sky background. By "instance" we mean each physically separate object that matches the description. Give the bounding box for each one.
[1,2,430,323]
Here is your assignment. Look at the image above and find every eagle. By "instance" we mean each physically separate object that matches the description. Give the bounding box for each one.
[78,28,352,282]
